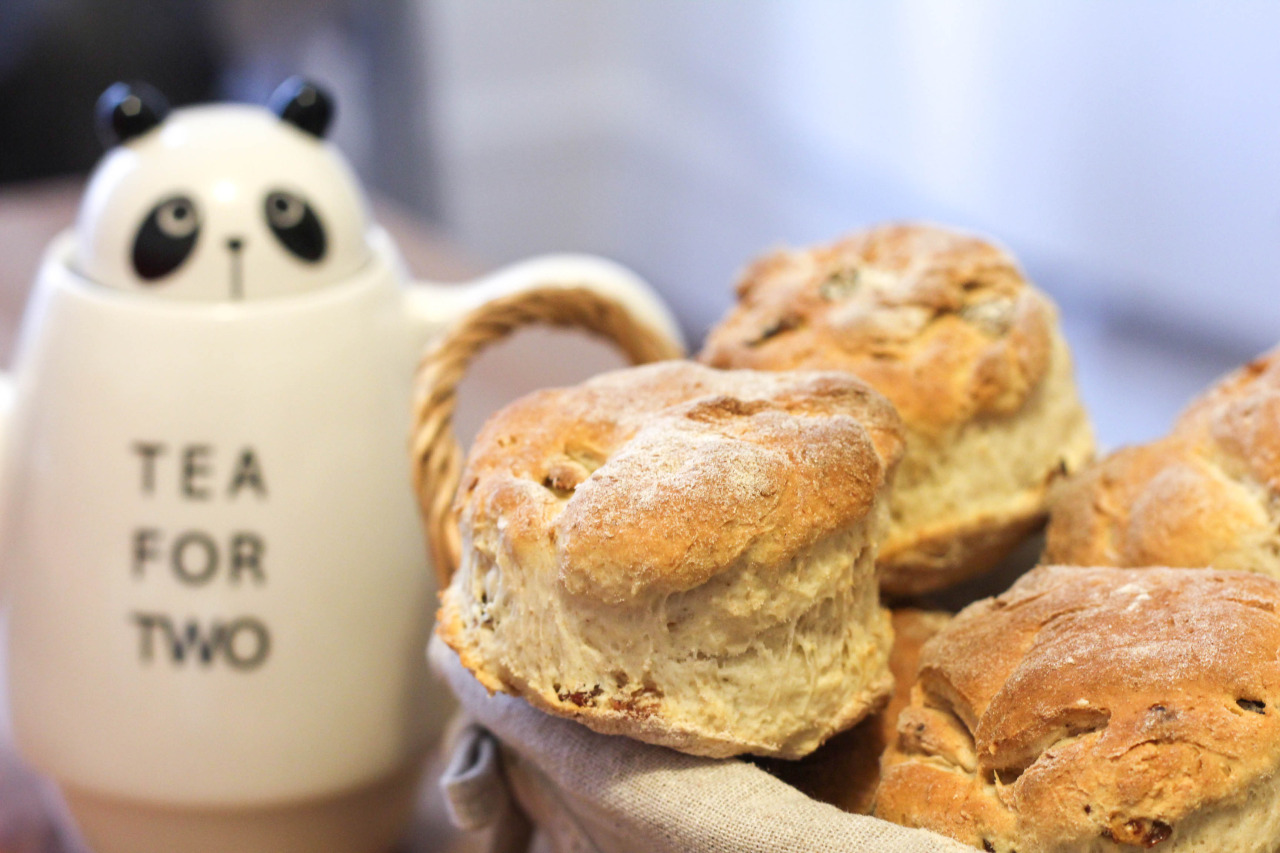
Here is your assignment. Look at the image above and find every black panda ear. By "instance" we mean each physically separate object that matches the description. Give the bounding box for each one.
[96,82,170,148]
[268,77,334,139]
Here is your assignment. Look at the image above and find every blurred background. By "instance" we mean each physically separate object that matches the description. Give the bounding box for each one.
[2,0,1278,446]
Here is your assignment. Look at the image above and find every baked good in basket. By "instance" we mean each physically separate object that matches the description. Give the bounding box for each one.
[699,223,1095,596]
[875,564,1280,852]
[436,361,905,758]
[1046,346,1280,574]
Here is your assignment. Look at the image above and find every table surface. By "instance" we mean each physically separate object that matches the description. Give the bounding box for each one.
[0,179,641,853]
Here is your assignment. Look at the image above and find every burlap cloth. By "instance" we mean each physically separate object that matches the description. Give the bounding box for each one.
[431,638,971,853]
[0,747,70,853]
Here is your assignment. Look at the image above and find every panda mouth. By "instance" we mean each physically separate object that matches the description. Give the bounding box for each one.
[226,237,245,300]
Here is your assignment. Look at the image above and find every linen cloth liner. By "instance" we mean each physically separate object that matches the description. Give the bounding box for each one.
[432,637,972,853]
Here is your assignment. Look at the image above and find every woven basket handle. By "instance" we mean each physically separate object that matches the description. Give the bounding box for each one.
[412,285,684,587]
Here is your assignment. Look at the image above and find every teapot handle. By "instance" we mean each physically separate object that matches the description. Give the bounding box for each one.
[409,258,685,587]
[403,254,683,350]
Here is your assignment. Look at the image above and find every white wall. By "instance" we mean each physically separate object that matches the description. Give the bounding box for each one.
[415,1,1280,444]
[420,2,1280,335]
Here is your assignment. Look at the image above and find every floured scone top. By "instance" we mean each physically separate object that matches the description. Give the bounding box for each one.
[875,565,1280,853]
[437,361,905,758]
[1046,347,1280,577]
[700,224,1094,595]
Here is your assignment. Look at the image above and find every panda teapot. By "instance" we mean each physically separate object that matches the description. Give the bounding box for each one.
[0,79,682,853]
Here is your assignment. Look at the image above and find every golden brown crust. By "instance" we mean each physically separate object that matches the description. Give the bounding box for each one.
[875,565,1280,851]
[438,361,905,758]
[699,223,1094,595]
[458,361,905,604]
[698,223,1053,434]
[1045,348,1280,572]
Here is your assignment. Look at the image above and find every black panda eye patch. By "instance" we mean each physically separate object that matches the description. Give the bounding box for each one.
[132,195,200,280]
[264,190,326,262]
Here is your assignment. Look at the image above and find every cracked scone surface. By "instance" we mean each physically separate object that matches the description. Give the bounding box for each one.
[874,565,1280,852]
[1046,347,1280,577]
[437,361,905,758]
[699,223,1094,595]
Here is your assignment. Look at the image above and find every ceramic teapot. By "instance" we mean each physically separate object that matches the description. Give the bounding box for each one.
[0,79,682,853]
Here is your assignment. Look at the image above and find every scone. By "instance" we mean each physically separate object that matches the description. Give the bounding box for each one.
[437,361,906,758]
[875,564,1280,852]
[699,223,1095,596]
[1046,346,1280,575]
[758,607,951,814]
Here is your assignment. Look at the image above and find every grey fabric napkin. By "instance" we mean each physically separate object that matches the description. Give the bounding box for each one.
[431,637,972,853]
[0,746,82,853]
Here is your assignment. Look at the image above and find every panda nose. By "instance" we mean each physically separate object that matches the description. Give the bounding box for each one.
[226,237,244,252]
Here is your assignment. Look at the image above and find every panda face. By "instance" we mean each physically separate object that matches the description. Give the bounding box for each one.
[75,103,372,301]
